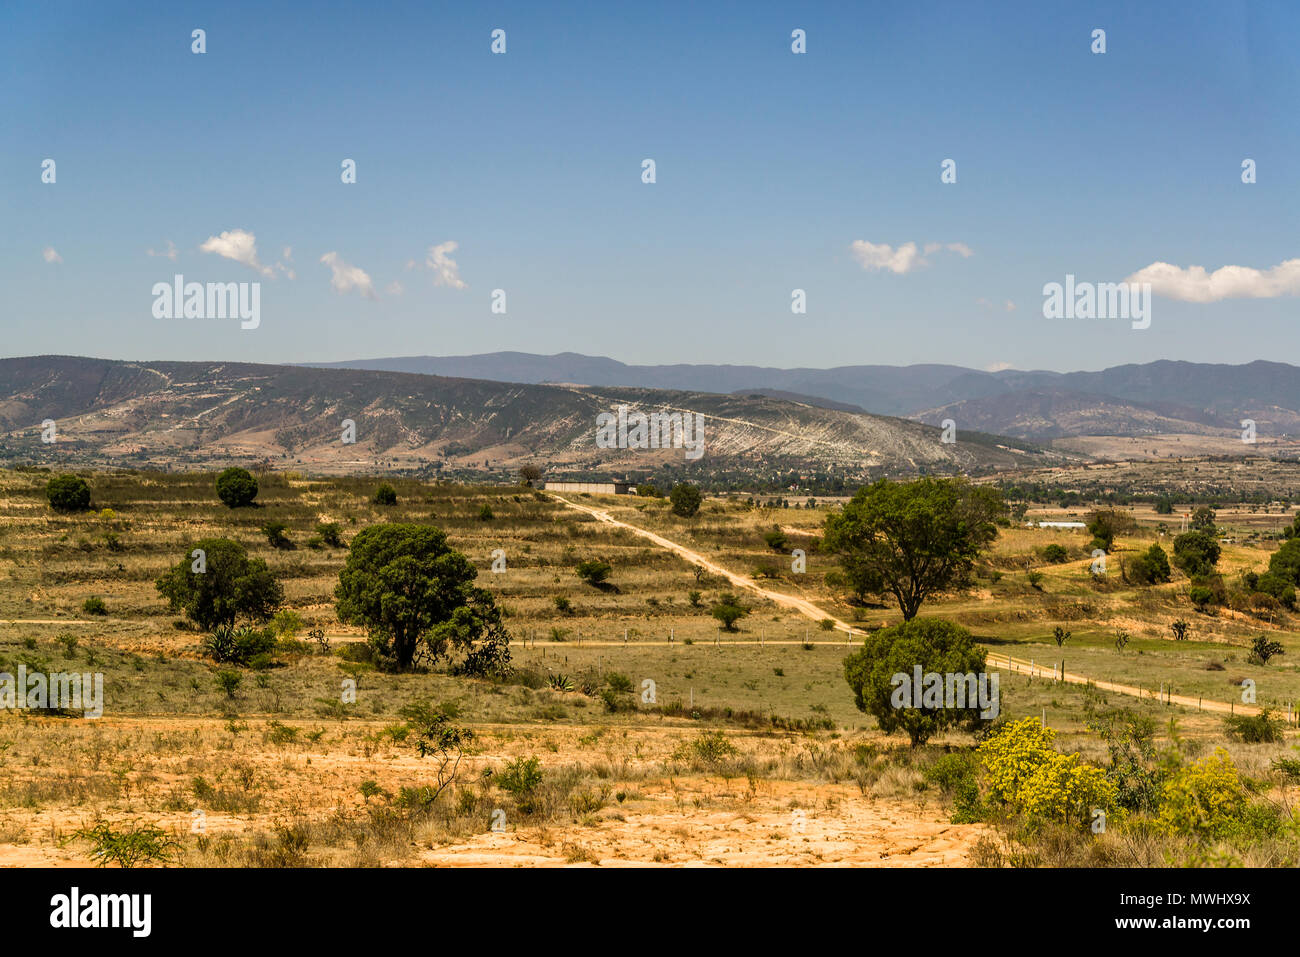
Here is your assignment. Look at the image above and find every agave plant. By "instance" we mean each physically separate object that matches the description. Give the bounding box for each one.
[548,673,575,692]
[203,624,238,663]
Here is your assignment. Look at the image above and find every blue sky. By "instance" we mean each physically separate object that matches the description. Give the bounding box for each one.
[3,0,1297,372]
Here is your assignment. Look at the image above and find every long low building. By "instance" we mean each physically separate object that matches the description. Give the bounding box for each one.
[544,480,635,495]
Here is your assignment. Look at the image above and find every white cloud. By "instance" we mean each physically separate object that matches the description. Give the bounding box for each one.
[147,240,178,261]
[200,228,273,276]
[1004,299,1016,312]
[985,361,1014,372]
[852,240,922,274]
[852,240,972,274]
[424,240,467,288]
[386,280,404,296]
[1125,258,1300,302]
[320,252,376,299]
[42,246,62,264]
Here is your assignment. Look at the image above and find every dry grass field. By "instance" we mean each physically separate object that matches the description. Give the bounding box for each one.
[4,465,1300,867]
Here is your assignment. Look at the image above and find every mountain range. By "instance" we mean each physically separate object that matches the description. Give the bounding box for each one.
[306,354,1300,440]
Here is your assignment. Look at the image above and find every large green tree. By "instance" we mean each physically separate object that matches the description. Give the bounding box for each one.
[156,537,284,629]
[822,478,1005,620]
[334,523,508,672]
[843,618,993,747]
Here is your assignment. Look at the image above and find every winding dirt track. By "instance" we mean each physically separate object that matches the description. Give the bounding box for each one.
[548,494,1261,717]
[551,494,866,634]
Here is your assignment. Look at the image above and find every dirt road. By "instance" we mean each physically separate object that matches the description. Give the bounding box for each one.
[549,494,869,636]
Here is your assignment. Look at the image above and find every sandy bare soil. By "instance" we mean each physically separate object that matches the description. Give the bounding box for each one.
[414,784,982,867]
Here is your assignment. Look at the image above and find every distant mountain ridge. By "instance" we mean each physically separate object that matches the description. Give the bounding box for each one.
[0,356,1049,476]
[306,354,1300,439]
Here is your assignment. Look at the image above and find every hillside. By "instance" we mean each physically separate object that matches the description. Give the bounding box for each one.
[0,356,1051,476]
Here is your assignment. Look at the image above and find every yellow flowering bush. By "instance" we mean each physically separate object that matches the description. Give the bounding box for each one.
[1017,752,1115,825]
[1157,748,1250,839]
[978,717,1114,826]
[977,718,1058,805]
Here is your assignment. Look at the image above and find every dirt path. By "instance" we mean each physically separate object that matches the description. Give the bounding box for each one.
[1,619,103,625]
[549,494,869,636]
[983,651,1256,716]
[548,493,1254,717]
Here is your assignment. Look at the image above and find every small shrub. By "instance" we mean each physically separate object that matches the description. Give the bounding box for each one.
[215,467,258,508]
[1224,708,1285,744]
[82,596,107,616]
[1157,749,1251,840]
[316,522,345,547]
[215,669,243,698]
[69,821,177,868]
[261,521,292,549]
[674,730,738,767]
[763,528,789,551]
[272,609,304,638]
[711,593,747,631]
[494,756,543,811]
[1248,634,1284,665]
[204,625,276,666]
[576,559,612,586]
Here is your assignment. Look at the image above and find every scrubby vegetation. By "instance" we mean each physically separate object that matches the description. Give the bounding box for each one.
[4,464,1300,867]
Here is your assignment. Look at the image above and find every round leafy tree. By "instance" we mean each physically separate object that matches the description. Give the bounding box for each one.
[335,523,508,672]
[1172,530,1220,578]
[215,467,259,508]
[372,483,397,506]
[670,483,702,518]
[46,474,91,512]
[155,537,284,630]
[843,617,992,747]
